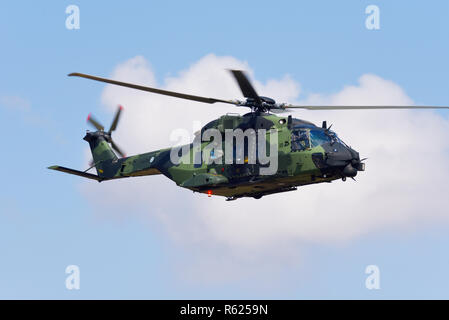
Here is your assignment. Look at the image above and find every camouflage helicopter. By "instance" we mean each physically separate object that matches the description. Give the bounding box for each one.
[49,70,448,200]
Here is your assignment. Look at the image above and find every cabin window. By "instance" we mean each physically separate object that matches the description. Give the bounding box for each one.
[291,129,310,151]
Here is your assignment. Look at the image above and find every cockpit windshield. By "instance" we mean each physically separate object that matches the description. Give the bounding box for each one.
[292,128,342,151]
[327,130,348,147]
[309,129,332,148]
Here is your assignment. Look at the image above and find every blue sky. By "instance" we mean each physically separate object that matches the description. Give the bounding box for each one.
[0,1,448,299]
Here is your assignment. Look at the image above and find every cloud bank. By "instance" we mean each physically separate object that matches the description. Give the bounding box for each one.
[81,54,449,285]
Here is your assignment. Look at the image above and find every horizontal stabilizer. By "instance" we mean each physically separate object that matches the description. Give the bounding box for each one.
[48,165,103,182]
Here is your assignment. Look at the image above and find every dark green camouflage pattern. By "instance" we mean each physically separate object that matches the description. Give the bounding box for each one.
[49,113,364,200]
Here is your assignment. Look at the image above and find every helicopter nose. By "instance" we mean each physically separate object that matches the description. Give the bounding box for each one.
[341,147,365,177]
[342,162,358,177]
[323,143,365,177]
[348,148,366,172]
[324,143,353,166]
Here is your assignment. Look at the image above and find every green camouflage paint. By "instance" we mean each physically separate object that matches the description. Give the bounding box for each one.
[49,113,363,200]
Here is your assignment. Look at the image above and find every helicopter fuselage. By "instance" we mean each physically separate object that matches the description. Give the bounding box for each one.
[89,112,364,200]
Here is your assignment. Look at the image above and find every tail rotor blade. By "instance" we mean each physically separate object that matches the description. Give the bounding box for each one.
[87,113,104,131]
[109,105,123,133]
[86,108,126,159]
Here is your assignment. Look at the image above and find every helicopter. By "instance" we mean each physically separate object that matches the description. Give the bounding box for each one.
[48,70,448,200]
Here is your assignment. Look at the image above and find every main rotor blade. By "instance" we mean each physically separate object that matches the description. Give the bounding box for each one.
[283,105,449,110]
[269,108,288,114]
[87,113,104,131]
[229,70,261,105]
[110,140,126,158]
[69,73,239,106]
[109,105,123,133]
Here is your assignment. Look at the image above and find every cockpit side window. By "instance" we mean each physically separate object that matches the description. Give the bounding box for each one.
[291,129,310,151]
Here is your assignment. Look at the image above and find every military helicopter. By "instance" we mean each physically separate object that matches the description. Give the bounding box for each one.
[48,70,448,200]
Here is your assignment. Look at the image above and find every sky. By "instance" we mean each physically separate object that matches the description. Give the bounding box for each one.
[0,1,448,299]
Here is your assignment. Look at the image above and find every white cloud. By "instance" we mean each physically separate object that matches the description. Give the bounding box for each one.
[0,95,31,112]
[81,55,449,285]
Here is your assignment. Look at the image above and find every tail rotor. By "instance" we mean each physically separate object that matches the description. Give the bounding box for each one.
[86,105,126,162]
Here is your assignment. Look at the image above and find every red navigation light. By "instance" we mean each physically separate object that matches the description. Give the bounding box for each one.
[207,190,212,197]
